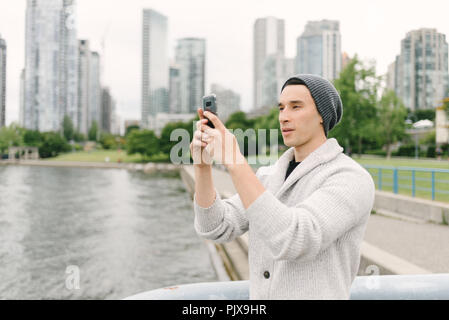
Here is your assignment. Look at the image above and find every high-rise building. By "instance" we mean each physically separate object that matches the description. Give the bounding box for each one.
[296,20,342,81]
[262,54,294,108]
[386,61,397,93]
[19,69,25,128]
[391,29,449,111]
[175,38,206,114]
[100,87,114,133]
[78,40,101,135]
[0,34,6,128]
[23,0,78,132]
[169,64,181,114]
[89,52,101,129]
[141,9,169,128]
[210,84,241,123]
[253,17,285,110]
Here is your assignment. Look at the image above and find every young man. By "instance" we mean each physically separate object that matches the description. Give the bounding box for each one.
[190,74,375,300]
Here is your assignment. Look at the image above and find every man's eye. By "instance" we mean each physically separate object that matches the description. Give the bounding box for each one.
[293,106,301,109]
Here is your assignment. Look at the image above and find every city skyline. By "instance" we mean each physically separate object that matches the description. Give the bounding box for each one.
[0,33,5,128]
[1,0,449,126]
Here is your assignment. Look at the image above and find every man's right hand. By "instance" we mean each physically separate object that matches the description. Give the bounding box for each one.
[190,108,213,167]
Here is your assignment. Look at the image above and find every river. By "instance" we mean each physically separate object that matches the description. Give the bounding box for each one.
[0,165,216,299]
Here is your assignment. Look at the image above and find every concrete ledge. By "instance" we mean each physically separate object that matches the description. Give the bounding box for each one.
[358,242,430,275]
[374,190,449,225]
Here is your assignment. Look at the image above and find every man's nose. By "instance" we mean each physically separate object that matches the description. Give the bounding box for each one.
[279,110,291,123]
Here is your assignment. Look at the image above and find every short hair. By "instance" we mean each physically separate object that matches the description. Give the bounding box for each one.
[281,78,307,93]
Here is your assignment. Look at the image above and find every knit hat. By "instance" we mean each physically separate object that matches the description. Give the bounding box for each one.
[281,74,343,138]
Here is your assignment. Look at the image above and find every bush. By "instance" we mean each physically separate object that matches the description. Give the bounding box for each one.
[147,152,171,163]
[39,132,71,158]
[74,144,83,152]
[364,149,387,157]
[427,145,436,158]
[393,144,416,157]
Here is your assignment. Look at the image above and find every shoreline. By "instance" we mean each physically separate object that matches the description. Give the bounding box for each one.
[0,160,181,173]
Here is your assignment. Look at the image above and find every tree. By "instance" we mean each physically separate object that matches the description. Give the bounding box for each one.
[376,90,408,159]
[254,107,285,155]
[331,55,380,156]
[88,121,98,142]
[62,115,74,141]
[225,111,257,156]
[0,124,23,154]
[99,133,124,150]
[38,132,71,158]
[414,109,435,122]
[73,131,87,142]
[125,125,140,137]
[127,129,159,161]
[23,129,42,147]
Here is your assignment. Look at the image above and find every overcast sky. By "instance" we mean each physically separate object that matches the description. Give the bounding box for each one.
[1,0,449,126]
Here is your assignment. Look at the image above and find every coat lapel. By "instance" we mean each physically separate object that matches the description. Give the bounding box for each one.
[270,138,344,197]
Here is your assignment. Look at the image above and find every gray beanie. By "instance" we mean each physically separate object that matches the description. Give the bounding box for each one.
[281,74,343,138]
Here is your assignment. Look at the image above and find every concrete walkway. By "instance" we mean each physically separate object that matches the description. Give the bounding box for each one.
[364,214,449,273]
[184,165,449,274]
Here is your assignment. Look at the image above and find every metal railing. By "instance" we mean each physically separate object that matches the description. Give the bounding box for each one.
[124,274,449,300]
[363,165,449,201]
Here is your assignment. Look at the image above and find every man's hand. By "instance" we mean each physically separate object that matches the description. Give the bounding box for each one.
[190,108,213,167]
[200,110,246,168]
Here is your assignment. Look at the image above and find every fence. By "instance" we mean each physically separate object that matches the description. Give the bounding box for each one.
[363,165,449,202]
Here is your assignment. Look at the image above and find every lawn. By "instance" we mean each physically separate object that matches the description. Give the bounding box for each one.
[249,154,449,203]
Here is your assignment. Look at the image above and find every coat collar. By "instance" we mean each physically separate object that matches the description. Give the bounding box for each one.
[267,138,344,197]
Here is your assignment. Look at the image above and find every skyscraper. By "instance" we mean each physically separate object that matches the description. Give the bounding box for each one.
[23,0,78,132]
[262,54,293,108]
[78,39,101,134]
[175,38,206,114]
[0,34,6,128]
[253,17,285,110]
[390,29,449,111]
[169,64,181,114]
[141,9,169,129]
[296,20,342,81]
[210,83,241,123]
[100,87,113,134]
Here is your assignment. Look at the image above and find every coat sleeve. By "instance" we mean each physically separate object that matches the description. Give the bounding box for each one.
[245,169,376,262]
[193,167,265,243]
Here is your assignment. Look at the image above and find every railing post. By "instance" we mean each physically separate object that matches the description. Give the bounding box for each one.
[432,171,435,201]
[412,170,415,198]
[378,168,382,191]
[393,169,398,194]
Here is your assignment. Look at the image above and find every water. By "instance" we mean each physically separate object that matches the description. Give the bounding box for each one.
[0,165,217,299]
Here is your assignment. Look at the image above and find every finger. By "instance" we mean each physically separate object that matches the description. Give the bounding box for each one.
[194,130,210,143]
[192,140,207,148]
[198,108,205,120]
[204,111,224,130]
[203,126,216,136]
[196,119,208,130]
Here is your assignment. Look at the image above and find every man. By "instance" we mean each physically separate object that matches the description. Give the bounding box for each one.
[190,74,375,300]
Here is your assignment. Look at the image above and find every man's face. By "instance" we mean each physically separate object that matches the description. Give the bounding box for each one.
[278,85,324,147]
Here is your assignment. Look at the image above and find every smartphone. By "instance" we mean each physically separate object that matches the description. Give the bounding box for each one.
[202,94,218,128]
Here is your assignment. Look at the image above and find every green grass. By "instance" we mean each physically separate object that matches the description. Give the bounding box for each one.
[249,153,449,203]
[357,158,449,203]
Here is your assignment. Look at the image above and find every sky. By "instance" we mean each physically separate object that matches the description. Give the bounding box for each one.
[1,0,449,126]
